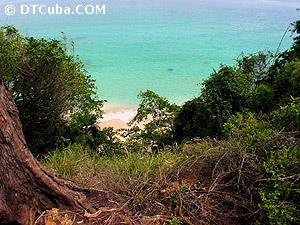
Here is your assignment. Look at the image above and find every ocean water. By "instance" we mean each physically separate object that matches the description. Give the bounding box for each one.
[0,0,299,109]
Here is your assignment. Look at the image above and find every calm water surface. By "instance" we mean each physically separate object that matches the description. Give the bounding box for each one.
[0,0,299,107]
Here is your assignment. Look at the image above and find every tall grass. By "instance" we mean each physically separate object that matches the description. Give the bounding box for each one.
[43,144,187,203]
[41,140,249,224]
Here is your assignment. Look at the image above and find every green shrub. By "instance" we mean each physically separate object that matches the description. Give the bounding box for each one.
[65,113,123,156]
[174,97,218,142]
[201,66,252,130]
[292,19,300,59]
[273,60,300,103]
[236,52,274,83]
[259,146,300,225]
[124,90,179,152]
[168,217,182,225]
[251,84,276,112]
[174,66,252,142]
[223,113,275,156]
[273,97,300,131]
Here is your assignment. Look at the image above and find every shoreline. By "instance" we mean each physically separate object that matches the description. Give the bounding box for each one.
[98,104,137,129]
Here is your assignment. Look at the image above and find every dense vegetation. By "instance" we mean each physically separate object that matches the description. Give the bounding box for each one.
[0,26,105,154]
[0,19,299,224]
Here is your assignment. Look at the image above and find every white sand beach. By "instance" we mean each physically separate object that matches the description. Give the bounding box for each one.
[98,105,137,129]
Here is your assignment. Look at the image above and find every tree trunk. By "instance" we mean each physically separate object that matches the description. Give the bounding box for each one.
[0,84,108,225]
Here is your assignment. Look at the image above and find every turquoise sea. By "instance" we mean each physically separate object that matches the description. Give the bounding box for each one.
[0,0,299,109]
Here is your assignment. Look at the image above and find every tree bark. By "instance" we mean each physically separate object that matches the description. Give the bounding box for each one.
[0,84,108,225]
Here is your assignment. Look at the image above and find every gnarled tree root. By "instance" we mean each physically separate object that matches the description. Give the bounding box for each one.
[0,84,109,225]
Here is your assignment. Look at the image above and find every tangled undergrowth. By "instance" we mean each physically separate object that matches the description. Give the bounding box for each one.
[42,114,300,225]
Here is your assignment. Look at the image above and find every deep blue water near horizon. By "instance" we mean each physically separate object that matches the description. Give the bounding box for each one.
[0,0,299,108]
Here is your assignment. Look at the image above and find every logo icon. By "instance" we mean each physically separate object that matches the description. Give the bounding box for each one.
[5,5,16,16]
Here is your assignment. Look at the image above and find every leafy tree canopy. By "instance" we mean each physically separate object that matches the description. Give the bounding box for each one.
[0,26,103,154]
